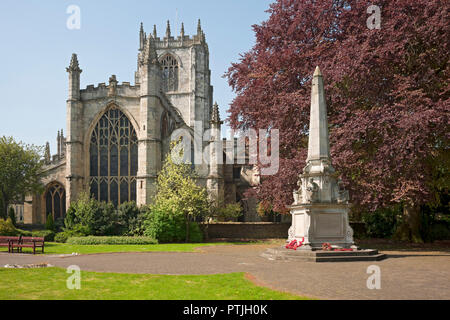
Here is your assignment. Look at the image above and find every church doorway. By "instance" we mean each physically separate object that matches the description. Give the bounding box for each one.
[45,182,66,221]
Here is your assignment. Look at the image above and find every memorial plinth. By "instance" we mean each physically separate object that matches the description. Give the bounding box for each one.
[262,67,386,262]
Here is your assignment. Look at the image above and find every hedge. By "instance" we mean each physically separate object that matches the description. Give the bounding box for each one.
[0,218,32,237]
[54,232,70,243]
[66,236,158,245]
[31,230,55,242]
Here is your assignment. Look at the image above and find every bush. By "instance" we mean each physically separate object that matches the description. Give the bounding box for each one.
[0,218,18,236]
[45,213,55,231]
[210,203,242,222]
[54,217,65,233]
[66,236,157,245]
[31,230,55,241]
[54,232,70,243]
[187,222,204,243]
[431,223,450,240]
[362,206,400,238]
[17,229,32,237]
[66,224,91,237]
[143,204,187,243]
[55,225,90,243]
[64,194,147,236]
[116,201,146,236]
[143,202,204,243]
[8,207,16,227]
[63,205,78,230]
[64,193,120,236]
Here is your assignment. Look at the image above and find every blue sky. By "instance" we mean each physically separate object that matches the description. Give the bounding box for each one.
[0,0,273,153]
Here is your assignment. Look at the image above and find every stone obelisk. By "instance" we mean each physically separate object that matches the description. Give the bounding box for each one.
[289,66,355,250]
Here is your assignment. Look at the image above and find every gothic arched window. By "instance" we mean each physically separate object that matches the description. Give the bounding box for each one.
[161,54,179,92]
[89,107,138,206]
[45,182,66,221]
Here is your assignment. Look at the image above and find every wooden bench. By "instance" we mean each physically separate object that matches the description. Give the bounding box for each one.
[0,236,20,253]
[0,236,11,253]
[11,236,45,254]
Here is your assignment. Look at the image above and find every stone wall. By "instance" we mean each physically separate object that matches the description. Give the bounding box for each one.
[201,222,366,240]
[201,222,291,240]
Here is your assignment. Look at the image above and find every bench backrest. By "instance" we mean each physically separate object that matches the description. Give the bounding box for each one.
[21,237,45,243]
[0,236,20,242]
[0,236,10,243]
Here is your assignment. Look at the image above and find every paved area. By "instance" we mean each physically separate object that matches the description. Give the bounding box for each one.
[1,244,449,300]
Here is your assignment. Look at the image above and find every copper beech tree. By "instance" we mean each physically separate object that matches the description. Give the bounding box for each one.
[226,0,449,242]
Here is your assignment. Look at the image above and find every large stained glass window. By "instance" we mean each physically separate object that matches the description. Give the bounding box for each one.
[89,107,138,206]
[161,54,179,92]
[45,182,66,221]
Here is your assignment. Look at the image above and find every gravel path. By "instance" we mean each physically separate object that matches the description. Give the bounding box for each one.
[1,244,449,300]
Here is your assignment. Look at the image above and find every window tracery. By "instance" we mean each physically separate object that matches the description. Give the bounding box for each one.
[89,107,138,206]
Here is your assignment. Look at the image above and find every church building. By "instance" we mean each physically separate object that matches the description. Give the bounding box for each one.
[22,20,260,225]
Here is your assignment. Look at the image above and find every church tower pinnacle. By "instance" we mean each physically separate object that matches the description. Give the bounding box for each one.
[65,53,84,208]
[208,102,224,204]
[197,19,202,35]
[180,22,185,38]
[44,142,51,164]
[66,53,82,101]
[142,35,159,65]
[196,19,205,42]
[165,20,171,38]
[211,102,221,124]
[139,22,146,51]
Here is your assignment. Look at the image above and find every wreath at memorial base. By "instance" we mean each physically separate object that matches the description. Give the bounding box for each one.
[285,237,304,250]
[322,242,354,252]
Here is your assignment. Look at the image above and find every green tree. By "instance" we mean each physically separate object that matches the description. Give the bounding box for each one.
[209,202,243,222]
[148,142,209,242]
[45,213,55,231]
[64,192,119,236]
[8,207,16,227]
[116,201,145,236]
[0,136,44,218]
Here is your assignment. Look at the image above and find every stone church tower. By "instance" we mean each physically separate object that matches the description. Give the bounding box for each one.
[23,20,259,225]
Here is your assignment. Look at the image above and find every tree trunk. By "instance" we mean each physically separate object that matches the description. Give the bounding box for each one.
[185,215,190,243]
[394,203,423,243]
[2,194,9,220]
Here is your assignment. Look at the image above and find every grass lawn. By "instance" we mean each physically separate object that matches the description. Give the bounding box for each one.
[0,267,308,300]
[0,241,271,255]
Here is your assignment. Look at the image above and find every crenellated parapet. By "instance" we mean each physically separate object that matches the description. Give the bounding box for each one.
[80,80,140,100]
[138,19,208,59]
